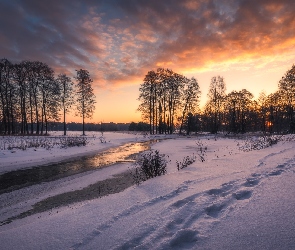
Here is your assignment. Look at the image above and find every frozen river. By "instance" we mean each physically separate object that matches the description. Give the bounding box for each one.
[0,140,155,194]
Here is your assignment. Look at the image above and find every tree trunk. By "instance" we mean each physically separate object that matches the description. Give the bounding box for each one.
[82,99,85,136]
[63,107,66,135]
[63,81,67,136]
[41,100,44,135]
[82,112,85,136]
[29,95,34,134]
[34,93,39,134]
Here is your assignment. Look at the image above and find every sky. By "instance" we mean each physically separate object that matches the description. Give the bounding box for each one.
[0,0,295,123]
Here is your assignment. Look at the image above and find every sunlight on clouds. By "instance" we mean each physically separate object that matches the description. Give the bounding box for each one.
[184,50,294,76]
[182,0,201,10]
[264,2,285,12]
[156,61,174,67]
[135,32,158,43]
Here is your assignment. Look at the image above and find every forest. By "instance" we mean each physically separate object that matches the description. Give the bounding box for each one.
[0,58,96,135]
[138,65,295,135]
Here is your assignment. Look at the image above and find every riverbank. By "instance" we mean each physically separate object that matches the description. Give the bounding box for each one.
[0,131,178,174]
[0,132,143,173]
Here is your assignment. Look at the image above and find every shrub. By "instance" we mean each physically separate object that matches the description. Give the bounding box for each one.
[239,135,281,152]
[99,132,106,143]
[59,137,88,148]
[0,135,89,151]
[196,139,207,162]
[176,154,196,170]
[132,150,169,185]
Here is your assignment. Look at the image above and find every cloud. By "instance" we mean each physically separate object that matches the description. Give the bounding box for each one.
[0,0,295,90]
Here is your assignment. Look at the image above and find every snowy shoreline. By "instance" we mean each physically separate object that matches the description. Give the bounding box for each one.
[1,132,295,249]
[0,131,164,174]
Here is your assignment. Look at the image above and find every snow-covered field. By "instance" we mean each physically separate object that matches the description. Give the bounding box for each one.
[0,132,295,249]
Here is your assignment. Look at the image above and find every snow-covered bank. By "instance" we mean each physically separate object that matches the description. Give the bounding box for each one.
[0,133,295,249]
[0,131,172,174]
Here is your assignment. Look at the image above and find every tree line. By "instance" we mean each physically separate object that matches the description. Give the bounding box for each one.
[138,65,295,135]
[50,122,130,132]
[0,58,96,135]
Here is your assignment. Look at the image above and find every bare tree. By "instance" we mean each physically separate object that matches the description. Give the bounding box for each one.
[225,89,253,133]
[257,91,267,133]
[163,69,184,134]
[75,69,96,135]
[138,70,158,134]
[278,64,295,132]
[179,77,201,135]
[13,61,30,134]
[0,59,18,134]
[38,63,59,135]
[27,61,42,134]
[57,74,75,135]
[205,76,226,134]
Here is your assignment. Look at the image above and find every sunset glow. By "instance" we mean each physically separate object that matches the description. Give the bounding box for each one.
[1,0,295,123]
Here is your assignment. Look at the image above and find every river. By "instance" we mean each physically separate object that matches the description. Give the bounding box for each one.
[0,140,156,194]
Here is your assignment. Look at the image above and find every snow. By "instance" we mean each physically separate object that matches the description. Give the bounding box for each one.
[0,132,295,249]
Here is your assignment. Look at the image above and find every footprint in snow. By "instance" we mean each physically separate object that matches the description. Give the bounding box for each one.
[232,190,252,200]
[171,199,189,209]
[169,229,199,249]
[207,181,234,196]
[207,188,224,196]
[205,203,225,218]
[268,169,284,176]
[251,173,261,177]
[243,178,260,187]
[166,218,184,230]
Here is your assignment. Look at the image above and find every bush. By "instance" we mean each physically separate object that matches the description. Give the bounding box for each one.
[132,150,169,185]
[0,135,89,151]
[59,137,88,148]
[99,132,106,143]
[6,137,56,150]
[196,139,207,162]
[239,135,281,152]
[176,154,196,170]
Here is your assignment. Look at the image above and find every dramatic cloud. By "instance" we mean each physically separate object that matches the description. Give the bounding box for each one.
[1,0,295,89]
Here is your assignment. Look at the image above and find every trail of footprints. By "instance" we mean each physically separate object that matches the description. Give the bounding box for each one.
[204,160,294,220]
[139,162,293,249]
[204,181,255,219]
[72,161,294,249]
[154,163,293,249]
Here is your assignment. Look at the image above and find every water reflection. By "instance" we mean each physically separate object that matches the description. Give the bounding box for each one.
[0,140,155,194]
